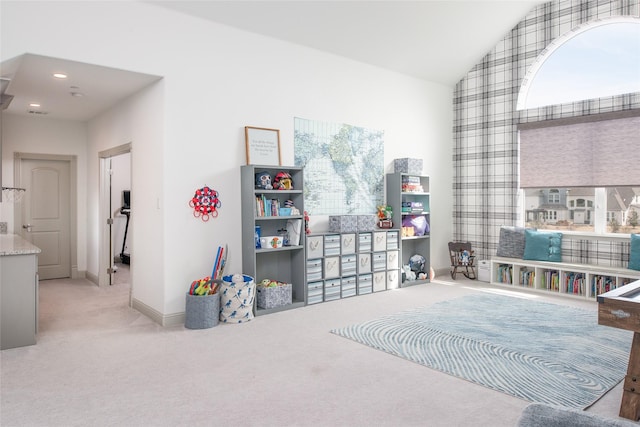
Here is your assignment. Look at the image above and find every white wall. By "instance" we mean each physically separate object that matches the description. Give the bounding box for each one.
[1,1,454,319]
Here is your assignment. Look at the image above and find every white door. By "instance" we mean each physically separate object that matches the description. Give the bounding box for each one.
[19,158,71,280]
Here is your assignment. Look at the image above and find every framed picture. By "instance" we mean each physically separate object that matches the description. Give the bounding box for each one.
[245,126,281,166]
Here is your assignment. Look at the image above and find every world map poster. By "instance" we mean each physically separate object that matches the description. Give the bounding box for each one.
[294,117,384,215]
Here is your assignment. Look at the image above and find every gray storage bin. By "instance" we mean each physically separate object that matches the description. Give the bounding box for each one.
[185,289,220,329]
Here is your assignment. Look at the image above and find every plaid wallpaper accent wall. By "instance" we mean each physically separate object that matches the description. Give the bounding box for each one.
[452,0,640,262]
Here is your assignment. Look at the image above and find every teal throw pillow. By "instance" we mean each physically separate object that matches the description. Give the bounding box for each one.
[523,229,562,262]
[630,234,640,271]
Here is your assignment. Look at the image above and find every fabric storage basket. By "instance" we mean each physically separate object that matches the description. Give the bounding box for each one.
[393,158,423,175]
[185,290,220,329]
[357,215,377,232]
[257,283,292,309]
[220,274,256,323]
[329,215,358,233]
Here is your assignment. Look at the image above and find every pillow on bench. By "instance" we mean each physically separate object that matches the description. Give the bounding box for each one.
[496,226,526,258]
[523,229,562,262]
[630,234,640,271]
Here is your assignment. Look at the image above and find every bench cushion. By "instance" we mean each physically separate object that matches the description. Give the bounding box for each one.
[523,229,562,262]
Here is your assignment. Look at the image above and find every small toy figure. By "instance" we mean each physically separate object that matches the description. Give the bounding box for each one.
[304,210,311,235]
[255,172,273,189]
[377,205,393,228]
[459,250,472,265]
[273,171,293,190]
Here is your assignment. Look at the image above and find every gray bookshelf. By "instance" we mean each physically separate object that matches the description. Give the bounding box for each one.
[386,172,431,286]
[241,165,306,315]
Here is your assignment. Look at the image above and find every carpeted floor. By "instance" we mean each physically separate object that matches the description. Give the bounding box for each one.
[0,274,630,426]
[331,293,632,409]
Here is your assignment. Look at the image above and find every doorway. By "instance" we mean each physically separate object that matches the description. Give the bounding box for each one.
[99,144,132,291]
[14,153,78,280]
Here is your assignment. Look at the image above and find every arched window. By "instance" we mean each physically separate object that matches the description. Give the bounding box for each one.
[518,17,640,110]
[519,17,640,235]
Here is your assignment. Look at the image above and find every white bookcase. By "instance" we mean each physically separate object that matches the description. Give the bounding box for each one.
[490,256,640,299]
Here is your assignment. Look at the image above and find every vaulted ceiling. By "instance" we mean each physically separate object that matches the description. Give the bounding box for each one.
[1,1,543,121]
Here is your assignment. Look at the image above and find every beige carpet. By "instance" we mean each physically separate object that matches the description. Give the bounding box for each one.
[0,269,627,427]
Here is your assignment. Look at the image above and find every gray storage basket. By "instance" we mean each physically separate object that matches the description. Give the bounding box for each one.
[185,287,221,329]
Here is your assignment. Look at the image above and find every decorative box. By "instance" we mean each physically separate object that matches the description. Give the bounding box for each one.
[394,158,423,175]
[256,283,292,309]
[329,215,358,233]
[357,214,377,231]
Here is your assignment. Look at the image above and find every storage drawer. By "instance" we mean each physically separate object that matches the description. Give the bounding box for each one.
[373,271,386,292]
[306,259,323,282]
[341,254,357,276]
[358,253,371,274]
[341,233,356,255]
[386,250,399,270]
[386,231,399,250]
[358,273,372,295]
[324,256,340,279]
[372,252,386,271]
[324,279,341,301]
[324,234,341,256]
[307,281,324,305]
[373,231,387,252]
[358,233,372,252]
[341,276,357,298]
[387,269,399,290]
[306,235,324,259]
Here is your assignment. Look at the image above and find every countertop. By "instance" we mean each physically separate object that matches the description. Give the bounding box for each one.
[0,234,42,256]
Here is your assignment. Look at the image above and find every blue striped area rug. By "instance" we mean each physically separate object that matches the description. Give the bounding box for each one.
[331,293,632,408]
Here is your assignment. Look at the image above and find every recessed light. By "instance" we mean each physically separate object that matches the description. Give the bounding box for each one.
[29,103,41,107]
[53,73,67,79]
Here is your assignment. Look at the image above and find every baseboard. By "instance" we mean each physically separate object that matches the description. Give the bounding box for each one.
[131,297,185,327]
[86,270,98,285]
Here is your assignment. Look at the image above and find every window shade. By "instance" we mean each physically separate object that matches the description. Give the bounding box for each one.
[519,114,640,188]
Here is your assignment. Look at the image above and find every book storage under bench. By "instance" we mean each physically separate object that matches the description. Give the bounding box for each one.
[490,256,640,300]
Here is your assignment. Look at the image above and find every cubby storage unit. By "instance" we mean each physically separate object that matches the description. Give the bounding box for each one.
[306,230,401,304]
[241,165,306,315]
[386,172,430,286]
[490,256,640,299]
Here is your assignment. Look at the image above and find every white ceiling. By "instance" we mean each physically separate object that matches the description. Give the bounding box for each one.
[0,54,161,122]
[154,1,542,85]
[0,1,543,122]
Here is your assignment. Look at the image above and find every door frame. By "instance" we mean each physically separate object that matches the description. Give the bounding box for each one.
[98,143,132,288]
[14,152,78,278]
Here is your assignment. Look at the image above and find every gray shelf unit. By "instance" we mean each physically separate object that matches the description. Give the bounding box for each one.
[306,229,401,305]
[241,165,306,315]
[386,172,431,286]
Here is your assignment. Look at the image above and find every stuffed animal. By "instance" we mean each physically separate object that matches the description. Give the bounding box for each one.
[255,172,273,189]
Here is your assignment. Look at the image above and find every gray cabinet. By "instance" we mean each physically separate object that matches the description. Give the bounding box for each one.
[1,252,38,350]
[386,172,430,286]
[241,165,305,315]
[306,230,400,304]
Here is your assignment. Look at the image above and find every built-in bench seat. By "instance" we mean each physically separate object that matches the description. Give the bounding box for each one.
[489,256,640,300]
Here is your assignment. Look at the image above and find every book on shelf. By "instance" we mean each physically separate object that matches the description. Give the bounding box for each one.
[254,195,281,217]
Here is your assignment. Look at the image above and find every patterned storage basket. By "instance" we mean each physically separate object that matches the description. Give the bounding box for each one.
[220,274,256,323]
[185,291,220,329]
